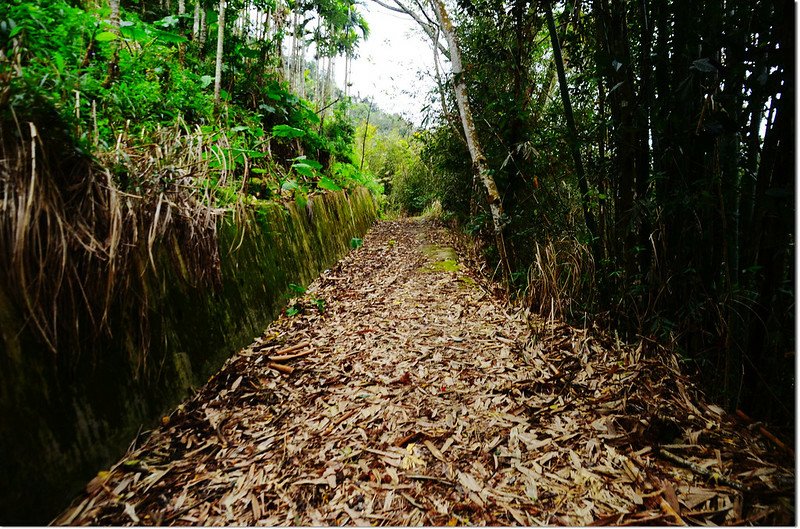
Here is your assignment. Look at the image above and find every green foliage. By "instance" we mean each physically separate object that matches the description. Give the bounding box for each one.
[349,237,363,249]
[273,125,306,139]
[288,283,307,295]
[0,0,382,212]
[322,102,357,163]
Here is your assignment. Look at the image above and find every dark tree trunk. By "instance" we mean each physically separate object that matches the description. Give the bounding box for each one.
[545,0,599,260]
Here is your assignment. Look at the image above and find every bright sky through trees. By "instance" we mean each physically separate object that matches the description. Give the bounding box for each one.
[336,1,435,124]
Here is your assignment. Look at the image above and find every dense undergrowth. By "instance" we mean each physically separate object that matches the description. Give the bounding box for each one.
[0,0,382,373]
[385,1,794,432]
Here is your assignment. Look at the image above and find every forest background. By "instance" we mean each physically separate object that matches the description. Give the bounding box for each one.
[0,0,794,432]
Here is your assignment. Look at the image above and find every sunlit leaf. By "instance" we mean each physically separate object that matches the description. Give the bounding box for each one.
[318,176,341,191]
[95,31,117,42]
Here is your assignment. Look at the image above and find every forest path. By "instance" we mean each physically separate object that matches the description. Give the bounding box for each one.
[55,219,793,526]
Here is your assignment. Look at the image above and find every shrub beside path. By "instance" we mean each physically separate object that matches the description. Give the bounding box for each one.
[55,218,794,526]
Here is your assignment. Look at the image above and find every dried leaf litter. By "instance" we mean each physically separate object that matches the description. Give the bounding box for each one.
[53,218,794,526]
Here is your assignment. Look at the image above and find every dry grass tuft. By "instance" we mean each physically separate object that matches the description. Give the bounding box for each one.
[0,113,231,375]
[523,237,596,321]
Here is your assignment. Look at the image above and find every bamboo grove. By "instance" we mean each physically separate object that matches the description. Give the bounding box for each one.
[389,0,794,428]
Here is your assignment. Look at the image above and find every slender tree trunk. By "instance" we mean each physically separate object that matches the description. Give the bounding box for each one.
[634,0,652,278]
[103,0,121,87]
[432,27,464,142]
[193,0,200,39]
[214,0,226,106]
[344,53,350,98]
[177,0,187,63]
[199,7,207,48]
[430,0,511,285]
[545,1,599,257]
[360,101,372,171]
[530,60,555,125]
[109,0,120,26]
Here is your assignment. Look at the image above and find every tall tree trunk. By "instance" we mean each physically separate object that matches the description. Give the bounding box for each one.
[199,7,207,48]
[214,0,226,106]
[594,0,638,278]
[634,0,652,280]
[430,0,511,285]
[545,1,599,258]
[193,0,201,39]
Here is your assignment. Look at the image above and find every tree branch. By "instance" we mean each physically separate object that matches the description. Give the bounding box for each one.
[369,0,450,59]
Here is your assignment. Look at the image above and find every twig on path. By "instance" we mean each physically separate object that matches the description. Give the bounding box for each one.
[734,410,794,457]
[656,449,747,492]
[322,409,359,435]
[268,362,295,375]
[407,474,454,486]
[273,340,311,356]
[394,431,422,447]
[269,348,314,362]
[658,496,687,526]
[400,491,425,510]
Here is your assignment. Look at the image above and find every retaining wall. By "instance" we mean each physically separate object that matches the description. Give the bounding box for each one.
[0,188,377,524]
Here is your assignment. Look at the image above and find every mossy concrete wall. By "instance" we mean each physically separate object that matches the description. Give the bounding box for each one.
[0,188,377,525]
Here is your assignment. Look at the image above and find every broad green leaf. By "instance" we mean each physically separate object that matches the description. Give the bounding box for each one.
[292,163,315,177]
[199,75,214,88]
[272,124,305,139]
[150,28,187,43]
[155,14,179,28]
[232,148,265,159]
[120,25,149,41]
[691,58,717,73]
[317,176,342,191]
[95,31,118,42]
[281,179,298,192]
[288,283,306,294]
[292,156,322,170]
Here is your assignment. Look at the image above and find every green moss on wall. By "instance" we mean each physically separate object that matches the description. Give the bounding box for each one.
[0,188,377,525]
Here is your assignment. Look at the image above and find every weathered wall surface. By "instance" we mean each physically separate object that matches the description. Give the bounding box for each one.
[0,188,376,524]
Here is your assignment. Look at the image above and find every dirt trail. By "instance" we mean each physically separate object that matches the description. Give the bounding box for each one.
[55,218,793,526]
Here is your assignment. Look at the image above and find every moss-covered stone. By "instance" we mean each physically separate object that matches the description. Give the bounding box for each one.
[419,244,462,273]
